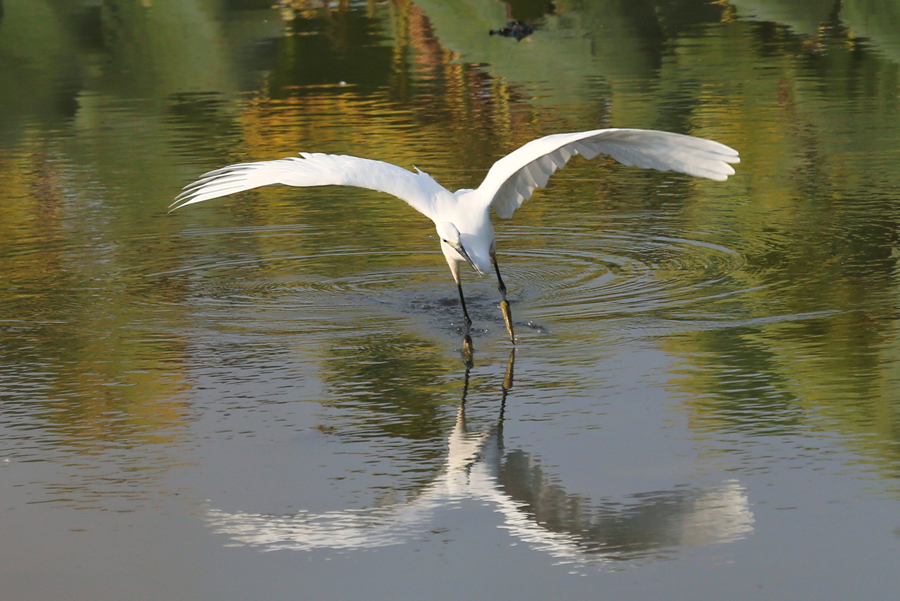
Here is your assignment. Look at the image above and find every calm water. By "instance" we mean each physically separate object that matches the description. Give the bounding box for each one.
[3,0,900,599]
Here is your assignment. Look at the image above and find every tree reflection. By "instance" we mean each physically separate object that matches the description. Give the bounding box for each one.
[319,330,454,444]
[4,0,900,514]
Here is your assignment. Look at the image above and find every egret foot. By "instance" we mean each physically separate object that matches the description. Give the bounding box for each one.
[462,333,474,368]
[500,300,515,343]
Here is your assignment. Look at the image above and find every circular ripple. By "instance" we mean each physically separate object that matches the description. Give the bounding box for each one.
[501,227,747,320]
[144,225,748,330]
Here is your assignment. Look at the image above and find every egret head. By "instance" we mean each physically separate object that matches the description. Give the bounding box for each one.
[436,222,479,274]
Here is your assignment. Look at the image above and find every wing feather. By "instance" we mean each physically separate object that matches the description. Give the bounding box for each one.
[171,153,445,219]
[478,128,740,219]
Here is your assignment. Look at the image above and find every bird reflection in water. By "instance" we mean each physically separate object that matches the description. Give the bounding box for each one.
[206,353,753,565]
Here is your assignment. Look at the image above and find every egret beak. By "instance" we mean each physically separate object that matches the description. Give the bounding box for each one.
[442,237,481,274]
[454,243,480,274]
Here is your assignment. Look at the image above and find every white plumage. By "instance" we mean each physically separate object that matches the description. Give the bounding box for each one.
[172,127,739,346]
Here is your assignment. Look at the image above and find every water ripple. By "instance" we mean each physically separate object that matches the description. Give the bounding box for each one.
[504,228,748,320]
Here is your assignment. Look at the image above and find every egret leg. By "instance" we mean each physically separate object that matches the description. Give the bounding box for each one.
[456,280,473,330]
[491,251,515,343]
[452,267,474,364]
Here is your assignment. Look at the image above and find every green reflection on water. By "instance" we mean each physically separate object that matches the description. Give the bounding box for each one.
[2,0,900,502]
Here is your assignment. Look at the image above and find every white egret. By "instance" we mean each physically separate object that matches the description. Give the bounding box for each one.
[171,128,739,348]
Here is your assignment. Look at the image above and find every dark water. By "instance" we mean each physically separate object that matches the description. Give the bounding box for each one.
[2,1,900,599]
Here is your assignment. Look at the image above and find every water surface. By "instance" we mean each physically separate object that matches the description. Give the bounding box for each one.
[2,1,900,599]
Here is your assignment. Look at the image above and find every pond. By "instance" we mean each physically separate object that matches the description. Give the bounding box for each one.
[2,1,900,599]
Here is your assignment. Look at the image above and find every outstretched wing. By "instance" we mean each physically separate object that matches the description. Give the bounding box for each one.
[475,128,740,219]
[171,153,446,219]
